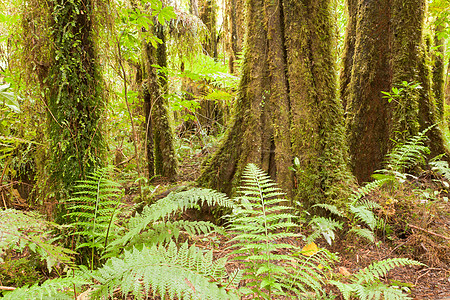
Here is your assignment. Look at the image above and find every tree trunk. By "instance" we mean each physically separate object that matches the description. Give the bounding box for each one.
[432,24,446,121]
[343,0,449,183]
[344,0,393,183]
[198,0,353,206]
[199,0,217,58]
[143,23,178,181]
[224,0,245,74]
[47,0,106,193]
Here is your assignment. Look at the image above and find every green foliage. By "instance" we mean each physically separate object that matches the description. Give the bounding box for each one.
[310,179,385,244]
[2,276,88,300]
[91,241,240,300]
[47,0,106,195]
[380,128,430,176]
[0,257,42,287]
[64,166,121,268]
[0,209,75,272]
[228,164,336,299]
[107,187,235,256]
[0,83,21,113]
[330,258,424,300]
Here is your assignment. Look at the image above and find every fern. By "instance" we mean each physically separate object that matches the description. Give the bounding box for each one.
[64,166,122,268]
[2,276,89,300]
[228,164,336,299]
[91,241,240,300]
[385,129,430,173]
[107,187,235,255]
[307,216,343,245]
[0,209,75,272]
[330,258,424,300]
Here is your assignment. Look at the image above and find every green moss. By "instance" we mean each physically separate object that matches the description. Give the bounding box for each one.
[47,0,106,197]
[0,257,43,287]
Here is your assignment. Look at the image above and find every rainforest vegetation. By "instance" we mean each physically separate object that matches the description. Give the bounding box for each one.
[0,0,449,299]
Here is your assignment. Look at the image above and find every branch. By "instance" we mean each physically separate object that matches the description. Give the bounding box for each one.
[408,224,450,240]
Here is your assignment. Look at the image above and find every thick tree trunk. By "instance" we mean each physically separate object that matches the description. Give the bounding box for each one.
[143,24,178,181]
[344,0,449,182]
[47,0,106,192]
[391,0,448,158]
[199,0,353,205]
[344,0,392,183]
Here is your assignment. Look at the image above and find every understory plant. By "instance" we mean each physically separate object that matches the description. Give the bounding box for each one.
[330,258,424,300]
[310,128,433,244]
[228,164,337,299]
[2,164,424,300]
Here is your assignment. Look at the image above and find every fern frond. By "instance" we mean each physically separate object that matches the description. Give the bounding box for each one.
[349,179,387,204]
[64,166,121,267]
[348,227,375,243]
[0,209,75,272]
[2,276,89,300]
[331,258,422,300]
[352,258,424,285]
[228,164,333,298]
[307,216,343,245]
[311,203,345,217]
[108,188,234,252]
[385,128,431,173]
[349,205,377,230]
[91,241,239,300]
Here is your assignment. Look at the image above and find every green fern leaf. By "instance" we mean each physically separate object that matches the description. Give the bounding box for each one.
[91,241,239,300]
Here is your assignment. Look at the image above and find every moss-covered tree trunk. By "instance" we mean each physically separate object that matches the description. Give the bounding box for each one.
[344,0,449,183]
[143,23,178,181]
[198,0,353,205]
[344,0,393,183]
[432,24,446,121]
[47,0,106,195]
[199,0,217,58]
[224,0,245,74]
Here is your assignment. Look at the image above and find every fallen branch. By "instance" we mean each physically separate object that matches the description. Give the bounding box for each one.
[408,224,450,241]
[0,286,16,291]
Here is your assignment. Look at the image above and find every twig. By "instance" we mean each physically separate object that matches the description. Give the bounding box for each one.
[408,224,450,240]
[0,286,16,291]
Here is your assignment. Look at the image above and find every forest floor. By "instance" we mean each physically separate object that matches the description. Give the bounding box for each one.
[166,144,450,300]
[3,137,450,299]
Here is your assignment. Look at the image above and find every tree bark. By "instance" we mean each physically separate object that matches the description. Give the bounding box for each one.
[344,0,392,183]
[343,0,449,183]
[198,0,353,206]
[143,23,178,181]
[47,0,106,192]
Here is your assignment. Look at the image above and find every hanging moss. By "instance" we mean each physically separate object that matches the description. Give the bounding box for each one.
[47,0,106,196]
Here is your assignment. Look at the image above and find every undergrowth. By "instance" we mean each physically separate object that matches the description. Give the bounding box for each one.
[1,164,425,299]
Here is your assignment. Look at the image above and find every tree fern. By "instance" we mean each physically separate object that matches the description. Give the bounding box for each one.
[64,166,122,268]
[107,187,235,255]
[330,258,424,300]
[91,240,240,300]
[228,164,336,299]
